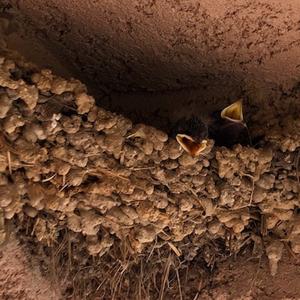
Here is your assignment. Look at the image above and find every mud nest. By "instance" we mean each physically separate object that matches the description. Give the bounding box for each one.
[0,44,299,299]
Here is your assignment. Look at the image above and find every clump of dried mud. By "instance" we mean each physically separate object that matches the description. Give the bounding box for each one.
[0,43,299,299]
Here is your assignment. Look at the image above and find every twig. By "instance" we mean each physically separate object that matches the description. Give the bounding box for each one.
[138,260,143,300]
[59,183,69,192]
[67,231,72,280]
[50,96,77,112]
[241,172,255,206]
[249,255,262,294]
[192,277,203,300]
[112,262,129,300]
[31,218,40,236]
[260,214,267,236]
[0,133,18,154]
[42,173,57,182]
[296,150,300,192]
[175,267,183,300]
[146,236,158,263]
[88,167,130,182]
[188,186,198,198]
[168,242,182,257]
[158,255,172,300]
[130,166,156,171]
[7,151,12,175]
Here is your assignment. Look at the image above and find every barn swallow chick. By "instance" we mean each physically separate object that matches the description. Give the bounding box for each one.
[209,99,249,147]
[176,134,208,157]
[171,116,209,156]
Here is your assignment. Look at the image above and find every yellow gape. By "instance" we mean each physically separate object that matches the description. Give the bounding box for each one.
[176,134,207,157]
[221,99,244,123]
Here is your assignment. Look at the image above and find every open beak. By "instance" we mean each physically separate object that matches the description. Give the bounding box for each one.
[221,99,244,124]
[176,134,208,156]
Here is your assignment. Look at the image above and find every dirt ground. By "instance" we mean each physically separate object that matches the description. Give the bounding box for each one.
[198,253,300,300]
[0,1,300,299]
[0,235,61,299]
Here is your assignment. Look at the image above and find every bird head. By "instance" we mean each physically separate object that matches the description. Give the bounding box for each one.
[173,116,209,157]
[176,134,208,157]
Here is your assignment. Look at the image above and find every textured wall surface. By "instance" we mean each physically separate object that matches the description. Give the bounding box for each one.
[3,0,300,127]
[12,0,300,90]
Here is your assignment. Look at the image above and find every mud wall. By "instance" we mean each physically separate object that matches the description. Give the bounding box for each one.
[3,0,300,127]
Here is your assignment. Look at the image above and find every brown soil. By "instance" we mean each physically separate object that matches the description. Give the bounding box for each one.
[0,235,61,299]
[201,253,300,300]
[0,1,299,299]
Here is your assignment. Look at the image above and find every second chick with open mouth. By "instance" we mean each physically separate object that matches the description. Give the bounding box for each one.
[209,99,250,147]
[171,116,210,157]
[173,99,250,156]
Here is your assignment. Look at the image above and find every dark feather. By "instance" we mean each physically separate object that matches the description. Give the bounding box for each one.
[170,116,208,142]
[208,109,249,147]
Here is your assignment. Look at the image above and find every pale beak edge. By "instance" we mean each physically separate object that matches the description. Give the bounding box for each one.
[221,99,244,123]
[176,134,208,156]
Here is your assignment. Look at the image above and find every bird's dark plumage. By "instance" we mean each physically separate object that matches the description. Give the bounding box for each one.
[208,100,250,147]
[172,100,250,154]
[171,116,208,141]
[208,117,248,147]
[171,116,209,156]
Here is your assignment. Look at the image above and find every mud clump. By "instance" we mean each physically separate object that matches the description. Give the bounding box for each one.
[0,44,299,299]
